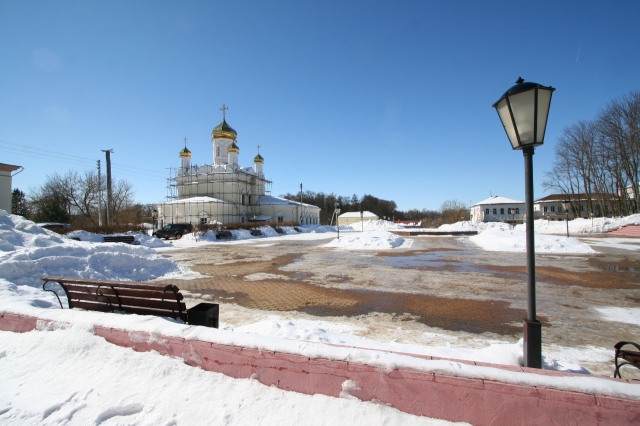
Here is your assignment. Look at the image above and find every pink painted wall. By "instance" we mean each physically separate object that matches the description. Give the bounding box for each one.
[2,312,639,425]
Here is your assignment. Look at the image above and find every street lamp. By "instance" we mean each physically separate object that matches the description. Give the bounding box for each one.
[335,206,341,239]
[493,77,555,369]
[562,202,570,237]
[360,210,364,232]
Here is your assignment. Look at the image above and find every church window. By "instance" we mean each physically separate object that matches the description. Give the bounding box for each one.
[217,146,220,157]
[241,194,246,205]
[277,214,284,222]
[200,217,208,224]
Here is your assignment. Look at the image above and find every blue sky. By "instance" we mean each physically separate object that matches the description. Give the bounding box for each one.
[1,1,638,211]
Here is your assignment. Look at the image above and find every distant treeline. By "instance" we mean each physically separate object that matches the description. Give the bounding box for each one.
[280,191,463,227]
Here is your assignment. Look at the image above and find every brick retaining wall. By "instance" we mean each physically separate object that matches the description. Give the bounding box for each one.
[1,312,638,425]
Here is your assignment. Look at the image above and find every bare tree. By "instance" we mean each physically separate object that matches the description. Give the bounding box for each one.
[440,199,468,224]
[29,169,135,226]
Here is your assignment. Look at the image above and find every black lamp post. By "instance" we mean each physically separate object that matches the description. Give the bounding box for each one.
[493,77,555,369]
[562,202,570,237]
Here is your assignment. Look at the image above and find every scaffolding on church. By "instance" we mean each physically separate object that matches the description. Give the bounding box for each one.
[161,165,273,226]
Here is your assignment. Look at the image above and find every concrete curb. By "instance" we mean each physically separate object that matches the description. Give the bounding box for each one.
[2,312,638,425]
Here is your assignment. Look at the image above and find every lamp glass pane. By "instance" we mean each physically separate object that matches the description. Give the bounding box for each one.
[535,89,552,144]
[509,90,536,146]
[496,99,520,149]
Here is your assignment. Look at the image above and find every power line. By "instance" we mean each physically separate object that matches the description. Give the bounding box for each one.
[0,140,166,181]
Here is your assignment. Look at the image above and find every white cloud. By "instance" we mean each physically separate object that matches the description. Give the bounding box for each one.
[34,48,62,71]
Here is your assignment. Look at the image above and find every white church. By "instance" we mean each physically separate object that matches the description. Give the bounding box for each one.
[156,106,320,227]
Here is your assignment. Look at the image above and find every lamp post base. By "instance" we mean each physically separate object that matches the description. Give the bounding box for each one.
[523,319,542,368]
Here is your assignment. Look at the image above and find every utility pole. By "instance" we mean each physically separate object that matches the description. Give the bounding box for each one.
[97,160,103,226]
[102,149,114,225]
[300,183,303,225]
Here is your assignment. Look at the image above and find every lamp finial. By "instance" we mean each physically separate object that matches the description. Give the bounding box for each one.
[516,77,524,84]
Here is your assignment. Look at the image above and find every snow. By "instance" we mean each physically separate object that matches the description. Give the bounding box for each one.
[595,307,640,327]
[324,230,410,250]
[2,209,640,423]
[469,228,596,254]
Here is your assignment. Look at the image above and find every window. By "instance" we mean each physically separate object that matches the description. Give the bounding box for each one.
[200,217,208,224]
[500,208,504,214]
[493,208,497,214]
[551,206,556,212]
[277,215,284,222]
[241,194,246,205]
[544,206,548,213]
[217,146,220,157]
[485,209,489,215]
[515,208,519,214]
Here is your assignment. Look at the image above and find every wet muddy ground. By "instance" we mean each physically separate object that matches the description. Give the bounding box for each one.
[156,234,640,377]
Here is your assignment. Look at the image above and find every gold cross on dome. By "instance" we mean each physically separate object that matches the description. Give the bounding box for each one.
[220,104,228,119]
[257,144,261,153]
[184,137,188,148]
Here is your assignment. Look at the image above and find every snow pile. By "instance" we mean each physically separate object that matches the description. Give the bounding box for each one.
[0,327,447,426]
[67,229,170,248]
[324,231,408,250]
[438,221,511,233]
[232,317,523,366]
[0,211,68,251]
[521,214,640,235]
[0,211,191,291]
[469,228,597,253]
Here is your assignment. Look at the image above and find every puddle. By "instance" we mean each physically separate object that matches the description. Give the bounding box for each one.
[380,251,517,277]
[602,264,637,274]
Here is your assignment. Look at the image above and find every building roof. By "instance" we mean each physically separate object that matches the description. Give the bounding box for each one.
[257,195,320,209]
[472,196,523,206]
[164,196,229,205]
[0,163,22,172]
[535,193,619,202]
[338,211,378,219]
[211,119,237,140]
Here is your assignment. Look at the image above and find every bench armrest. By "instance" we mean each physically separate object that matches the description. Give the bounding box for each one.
[614,341,640,352]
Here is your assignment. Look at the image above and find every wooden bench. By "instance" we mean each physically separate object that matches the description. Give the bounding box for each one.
[42,276,187,322]
[614,341,640,379]
[102,235,139,245]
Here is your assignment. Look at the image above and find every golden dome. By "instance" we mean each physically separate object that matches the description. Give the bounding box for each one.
[227,141,240,153]
[254,153,264,163]
[179,147,191,158]
[211,118,237,140]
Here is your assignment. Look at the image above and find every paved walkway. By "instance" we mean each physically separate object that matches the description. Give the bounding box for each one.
[156,233,640,376]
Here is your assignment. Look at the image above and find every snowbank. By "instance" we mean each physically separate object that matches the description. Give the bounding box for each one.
[324,231,409,250]
[469,228,597,254]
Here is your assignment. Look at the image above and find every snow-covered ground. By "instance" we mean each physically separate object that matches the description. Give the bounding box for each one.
[2,210,640,424]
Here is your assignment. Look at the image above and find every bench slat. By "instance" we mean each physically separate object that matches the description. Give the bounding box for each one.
[68,291,186,312]
[44,277,179,293]
[72,300,187,321]
[65,284,184,301]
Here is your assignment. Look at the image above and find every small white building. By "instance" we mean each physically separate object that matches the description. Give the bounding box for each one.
[0,163,23,214]
[470,196,524,223]
[337,211,379,226]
